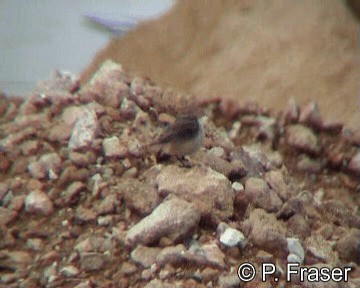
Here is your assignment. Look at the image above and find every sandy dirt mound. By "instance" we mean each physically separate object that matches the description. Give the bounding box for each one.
[81,0,359,132]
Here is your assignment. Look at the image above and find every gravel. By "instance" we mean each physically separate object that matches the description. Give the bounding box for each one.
[0,62,359,287]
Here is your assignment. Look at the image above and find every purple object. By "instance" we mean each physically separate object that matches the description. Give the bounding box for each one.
[84,14,139,35]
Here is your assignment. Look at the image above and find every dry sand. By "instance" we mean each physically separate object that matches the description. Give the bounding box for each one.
[81,0,360,132]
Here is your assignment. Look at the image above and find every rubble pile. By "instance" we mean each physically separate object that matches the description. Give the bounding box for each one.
[0,61,359,287]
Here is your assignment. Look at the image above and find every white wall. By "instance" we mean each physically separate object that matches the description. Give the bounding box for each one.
[0,0,173,95]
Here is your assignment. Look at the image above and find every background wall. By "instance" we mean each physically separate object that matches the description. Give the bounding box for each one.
[0,0,173,94]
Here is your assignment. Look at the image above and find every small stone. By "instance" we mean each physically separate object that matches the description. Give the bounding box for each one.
[102,136,127,158]
[335,229,360,264]
[244,209,287,257]
[296,155,322,173]
[25,190,54,216]
[131,245,161,268]
[299,102,323,129]
[64,181,86,205]
[0,207,17,225]
[97,215,114,226]
[156,244,187,267]
[68,108,99,150]
[264,170,288,201]
[0,273,17,284]
[122,177,160,216]
[256,250,273,262]
[39,153,62,179]
[202,242,226,269]
[26,238,45,252]
[218,274,241,288]
[283,98,300,123]
[75,206,97,223]
[244,177,282,213]
[208,146,226,158]
[219,227,246,248]
[0,250,32,270]
[126,197,200,247]
[96,194,119,215]
[286,124,320,155]
[80,252,107,272]
[287,253,303,264]
[74,235,114,254]
[8,195,25,212]
[120,262,137,275]
[286,214,310,238]
[348,152,360,176]
[60,265,80,277]
[28,161,46,179]
[287,237,304,264]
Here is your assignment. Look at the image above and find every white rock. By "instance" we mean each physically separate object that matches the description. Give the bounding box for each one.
[287,253,303,264]
[287,237,304,263]
[68,108,98,150]
[60,265,80,277]
[25,190,54,216]
[231,182,244,192]
[102,136,127,158]
[219,227,246,248]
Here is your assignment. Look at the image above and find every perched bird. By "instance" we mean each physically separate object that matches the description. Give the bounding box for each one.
[150,114,204,157]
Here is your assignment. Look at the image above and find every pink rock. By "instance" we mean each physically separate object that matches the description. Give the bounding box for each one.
[283,98,300,123]
[244,209,287,257]
[286,124,320,155]
[299,102,323,129]
[244,177,282,212]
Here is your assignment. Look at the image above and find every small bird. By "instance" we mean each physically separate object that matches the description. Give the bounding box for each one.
[150,114,204,157]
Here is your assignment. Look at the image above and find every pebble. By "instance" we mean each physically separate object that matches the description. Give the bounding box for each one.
[208,146,226,158]
[244,177,282,213]
[102,136,127,158]
[126,197,200,247]
[26,238,45,252]
[231,181,244,192]
[201,242,226,269]
[282,98,300,123]
[296,155,322,173]
[0,207,17,225]
[60,265,80,277]
[335,229,360,264]
[219,227,246,248]
[348,151,360,176]
[131,245,161,268]
[96,194,118,215]
[299,102,323,129]
[286,124,320,155]
[122,177,160,216]
[244,209,287,257]
[68,108,99,150]
[75,206,97,223]
[25,190,54,216]
[0,250,32,270]
[63,181,86,205]
[287,237,304,264]
[80,252,108,272]
[218,273,241,288]
[156,244,187,267]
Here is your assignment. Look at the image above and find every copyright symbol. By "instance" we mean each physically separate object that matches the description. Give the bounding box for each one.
[237,263,256,282]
